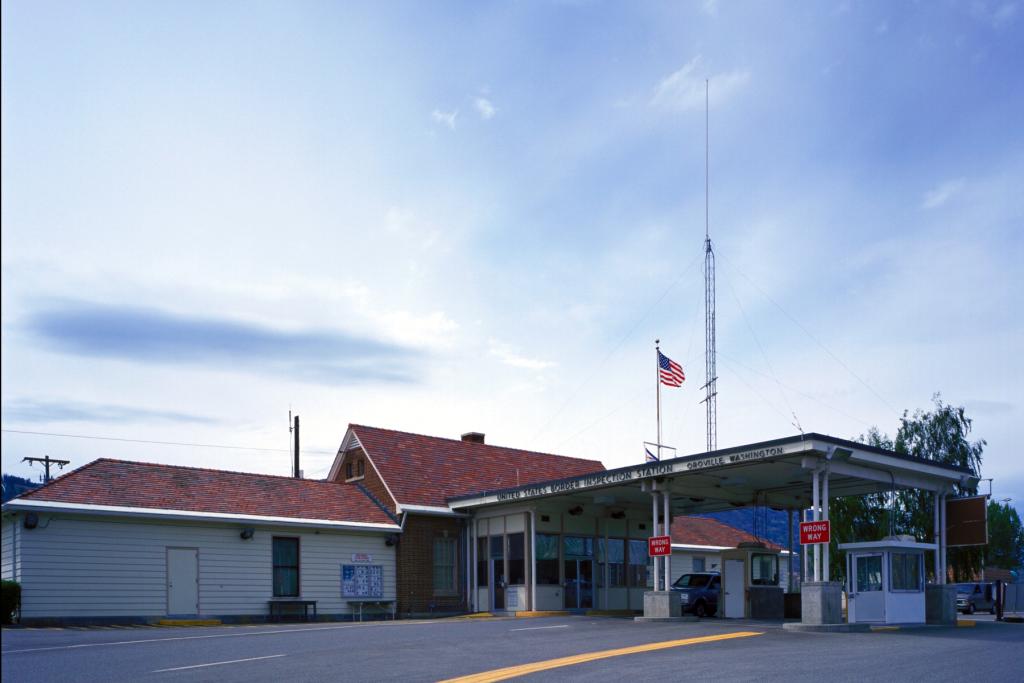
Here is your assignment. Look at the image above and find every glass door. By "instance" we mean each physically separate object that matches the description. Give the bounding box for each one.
[563,536,595,609]
[850,553,885,623]
[490,536,505,610]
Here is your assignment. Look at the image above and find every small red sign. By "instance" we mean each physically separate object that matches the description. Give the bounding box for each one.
[800,520,831,545]
[648,535,672,556]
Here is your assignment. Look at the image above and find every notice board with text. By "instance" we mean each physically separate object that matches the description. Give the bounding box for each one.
[341,564,384,597]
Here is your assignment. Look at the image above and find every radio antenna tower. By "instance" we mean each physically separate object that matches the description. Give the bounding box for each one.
[700,79,718,452]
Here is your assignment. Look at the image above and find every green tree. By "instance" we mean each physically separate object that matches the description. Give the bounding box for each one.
[828,395,985,581]
[986,501,1024,571]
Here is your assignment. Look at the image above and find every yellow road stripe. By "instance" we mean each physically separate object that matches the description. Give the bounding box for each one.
[438,631,763,683]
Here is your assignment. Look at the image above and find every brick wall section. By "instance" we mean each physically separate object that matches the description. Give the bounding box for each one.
[397,514,467,615]
[334,447,398,515]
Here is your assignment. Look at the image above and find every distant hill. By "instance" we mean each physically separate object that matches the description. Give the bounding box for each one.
[1,474,41,503]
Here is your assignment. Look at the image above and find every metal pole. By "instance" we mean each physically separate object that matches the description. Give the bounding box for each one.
[663,489,671,590]
[939,493,947,584]
[655,341,662,461]
[812,469,820,583]
[652,490,660,591]
[787,509,794,593]
[529,510,537,612]
[822,468,830,583]
[933,491,941,583]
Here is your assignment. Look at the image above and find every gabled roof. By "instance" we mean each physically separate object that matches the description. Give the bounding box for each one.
[349,425,606,508]
[671,516,783,551]
[8,458,397,527]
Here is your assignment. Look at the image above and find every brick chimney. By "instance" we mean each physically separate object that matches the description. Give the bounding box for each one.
[461,432,485,444]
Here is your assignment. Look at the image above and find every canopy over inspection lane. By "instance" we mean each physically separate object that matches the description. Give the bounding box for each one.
[447,433,975,515]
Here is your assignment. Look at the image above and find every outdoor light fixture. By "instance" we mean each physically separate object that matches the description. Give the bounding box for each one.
[609,509,626,520]
[239,527,255,540]
[568,505,584,516]
[23,512,39,529]
[385,534,399,546]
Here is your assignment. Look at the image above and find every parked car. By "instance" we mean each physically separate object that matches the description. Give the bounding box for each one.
[956,583,995,614]
[671,572,720,617]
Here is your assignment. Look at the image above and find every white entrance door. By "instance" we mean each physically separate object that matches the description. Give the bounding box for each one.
[723,559,745,618]
[167,548,199,616]
[850,553,885,623]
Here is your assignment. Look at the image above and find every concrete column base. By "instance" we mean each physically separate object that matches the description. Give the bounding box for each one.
[926,584,957,625]
[642,591,682,619]
[801,581,843,625]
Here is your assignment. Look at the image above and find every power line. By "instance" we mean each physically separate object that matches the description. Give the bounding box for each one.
[716,250,900,417]
[1,429,337,455]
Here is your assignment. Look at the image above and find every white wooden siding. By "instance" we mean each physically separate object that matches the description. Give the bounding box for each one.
[17,514,395,619]
[2,517,20,581]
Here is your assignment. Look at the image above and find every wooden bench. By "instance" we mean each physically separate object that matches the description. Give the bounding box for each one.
[268,599,318,622]
[347,599,396,622]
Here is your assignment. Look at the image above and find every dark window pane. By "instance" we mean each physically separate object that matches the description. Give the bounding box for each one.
[490,536,504,559]
[272,538,299,597]
[508,533,525,585]
[536,533,559,560]
[477,537,489,586]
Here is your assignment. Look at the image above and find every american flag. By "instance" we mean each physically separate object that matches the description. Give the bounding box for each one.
[658,351,685,387]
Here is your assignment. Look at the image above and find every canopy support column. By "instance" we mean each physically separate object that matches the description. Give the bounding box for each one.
[663,488,671,590]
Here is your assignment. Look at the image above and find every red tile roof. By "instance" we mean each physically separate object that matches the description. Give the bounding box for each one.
[671,516,783,550]
[350,425,605,507]
[14,459,396,526]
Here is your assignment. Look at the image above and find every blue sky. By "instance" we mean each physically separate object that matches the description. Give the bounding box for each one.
[2,1,1022,511]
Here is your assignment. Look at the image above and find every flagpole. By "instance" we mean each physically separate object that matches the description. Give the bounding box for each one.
[655,339,661,461]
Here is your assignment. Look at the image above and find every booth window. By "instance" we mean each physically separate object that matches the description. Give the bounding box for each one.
[272,537,300,597]
[627,539,649,588]
[750,553,779,586]
[477,537,489,586]
[433,536,458,594]
[535,533,560,585]
[508,533,525,585]
[693,557,706,572]
[890,552,922,591]
[598,538,626,588]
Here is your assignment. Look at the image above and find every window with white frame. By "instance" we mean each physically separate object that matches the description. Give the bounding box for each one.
[433,536,458,594]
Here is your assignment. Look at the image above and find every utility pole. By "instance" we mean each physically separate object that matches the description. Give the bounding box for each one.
[22,455,71,484]
[290,412,300,478]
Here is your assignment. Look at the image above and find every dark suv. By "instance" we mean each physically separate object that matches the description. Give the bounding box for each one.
[671,572,721,617]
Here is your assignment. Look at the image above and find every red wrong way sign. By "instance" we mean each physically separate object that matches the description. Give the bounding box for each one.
[800,520,831,545]
[648,535,672,556]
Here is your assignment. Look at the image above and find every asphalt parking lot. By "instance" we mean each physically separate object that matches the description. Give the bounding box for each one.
[3,615,1022,683]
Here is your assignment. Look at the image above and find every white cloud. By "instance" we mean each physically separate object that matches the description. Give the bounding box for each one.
[650,56,750,112]
[431,109,458,130]
[474,97,497,120]
[921,178,966,209]
[488,339,555,371]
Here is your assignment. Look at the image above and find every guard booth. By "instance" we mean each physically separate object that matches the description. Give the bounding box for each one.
[839,537,933,624]
[720,542,784,619]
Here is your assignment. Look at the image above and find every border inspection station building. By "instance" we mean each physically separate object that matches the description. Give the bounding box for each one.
[1,424,975,627]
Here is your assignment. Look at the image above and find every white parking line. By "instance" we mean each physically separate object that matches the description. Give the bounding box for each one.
[2,621,442,655]
[153,654,286,673]
[509,624,571,632]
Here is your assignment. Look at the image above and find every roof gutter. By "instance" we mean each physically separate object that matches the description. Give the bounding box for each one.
[398,503,470,518]
[2,499,402,533]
